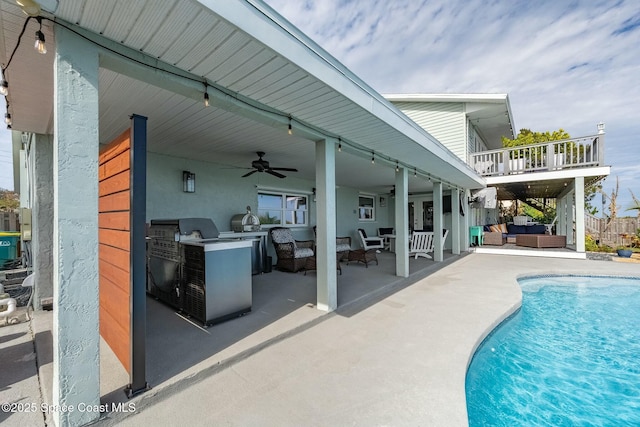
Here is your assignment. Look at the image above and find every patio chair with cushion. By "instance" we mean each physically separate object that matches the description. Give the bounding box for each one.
[269,227,314,272]
[357,229,384,252]
[313,226,352,261]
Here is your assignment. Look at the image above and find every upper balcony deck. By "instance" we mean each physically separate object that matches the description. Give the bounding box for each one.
[470,134,605,177]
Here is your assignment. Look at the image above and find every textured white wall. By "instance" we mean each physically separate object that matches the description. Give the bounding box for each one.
[53,26,101,427]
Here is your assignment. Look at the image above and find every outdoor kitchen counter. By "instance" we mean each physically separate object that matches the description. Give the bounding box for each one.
[182,238,253,251]
[180,239,253,326]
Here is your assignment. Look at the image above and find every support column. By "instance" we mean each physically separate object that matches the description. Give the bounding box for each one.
[315,139,337,312]
[451,188,461,255]
[575,177,585,252]
[433,182,443,262]
[395,168,409,277]
[53,26,100,427]
[32,134,54,309]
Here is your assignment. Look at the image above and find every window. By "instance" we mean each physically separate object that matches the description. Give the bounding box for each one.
[358,195,375,221]
[258,191,308,227]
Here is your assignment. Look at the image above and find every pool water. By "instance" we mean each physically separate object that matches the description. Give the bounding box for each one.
[466,276,640,426]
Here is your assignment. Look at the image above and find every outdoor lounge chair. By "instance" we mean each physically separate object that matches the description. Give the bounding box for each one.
[313,226,352,261]
[408,229,450,259]
[269,227,314,272]
[357,229,384,252]
[409,231,434,259]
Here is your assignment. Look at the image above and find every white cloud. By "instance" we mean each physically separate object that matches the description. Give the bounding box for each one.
[264,0,640,211]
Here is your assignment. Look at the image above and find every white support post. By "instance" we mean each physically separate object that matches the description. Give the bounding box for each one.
[315,139,337,312]
[53,26,100,427]
[451,188,461,255]
[395,168,409,277]
[433,182,444,262]
[575,177,585,252]
[32,134,54,309]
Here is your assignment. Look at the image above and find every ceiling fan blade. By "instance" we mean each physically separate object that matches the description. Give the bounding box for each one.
[242,169,258,177]
[270,167,298,172]
[266,170,286,179]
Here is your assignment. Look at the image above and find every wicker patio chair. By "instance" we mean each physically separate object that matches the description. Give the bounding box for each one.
[269,227,314,272]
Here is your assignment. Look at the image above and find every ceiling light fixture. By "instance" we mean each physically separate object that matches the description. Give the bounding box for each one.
[34,17,46,54]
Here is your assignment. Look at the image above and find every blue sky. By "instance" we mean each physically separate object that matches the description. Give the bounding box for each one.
[261,0,640,214]
[1,0,638,213]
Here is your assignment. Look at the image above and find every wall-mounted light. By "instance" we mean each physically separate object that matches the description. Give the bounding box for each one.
[183,170,195,193]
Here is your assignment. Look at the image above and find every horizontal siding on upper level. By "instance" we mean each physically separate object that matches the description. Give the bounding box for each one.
[391,102,467,161]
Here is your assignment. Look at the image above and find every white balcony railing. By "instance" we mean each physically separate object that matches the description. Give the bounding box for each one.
[470,134,604,177]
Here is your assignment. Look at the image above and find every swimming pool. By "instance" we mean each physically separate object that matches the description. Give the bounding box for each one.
[466,275,640,426]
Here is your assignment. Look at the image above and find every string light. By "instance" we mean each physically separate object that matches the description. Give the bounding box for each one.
[0,79,7,96]
[34,17,46,54]
[4,112,11,126]
[203,81,210,107]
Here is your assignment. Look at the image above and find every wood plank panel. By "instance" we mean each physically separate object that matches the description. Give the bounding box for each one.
[99,307,130,373]
[99,129,130,164]
[99,243,130,273]
[99,127,132,374]
[99,190,130,213]
[100,276,131,334]
[99,228,131,253]
[99,170,130,197]
[99,150,130,181]
[99,211,130,231]
[99,258,129,294]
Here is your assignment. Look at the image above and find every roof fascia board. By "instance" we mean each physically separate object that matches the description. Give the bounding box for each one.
[486,166,611,185]
[384,93,509,103]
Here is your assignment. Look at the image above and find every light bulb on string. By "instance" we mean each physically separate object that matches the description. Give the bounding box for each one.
[0,79,8,96]
[34,17,46,54]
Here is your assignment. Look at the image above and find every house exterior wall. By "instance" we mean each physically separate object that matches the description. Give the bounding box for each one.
[390,101,467,161]
[145,152,391,255]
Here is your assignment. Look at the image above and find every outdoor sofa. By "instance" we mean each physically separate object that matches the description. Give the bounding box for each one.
[483,223,548,246]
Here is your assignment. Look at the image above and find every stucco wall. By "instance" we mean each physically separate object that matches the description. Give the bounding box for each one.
[146,152,391,256]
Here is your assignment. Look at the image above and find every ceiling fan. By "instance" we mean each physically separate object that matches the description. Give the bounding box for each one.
[241,151,298,179]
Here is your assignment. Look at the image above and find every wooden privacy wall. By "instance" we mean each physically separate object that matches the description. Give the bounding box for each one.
[99,129,132,373]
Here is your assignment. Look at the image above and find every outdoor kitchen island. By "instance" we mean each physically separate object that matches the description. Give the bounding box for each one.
[147,218,253,328]
[181,238,253,327]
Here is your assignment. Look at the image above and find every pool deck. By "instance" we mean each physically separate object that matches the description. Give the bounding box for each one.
[2,254,639,426]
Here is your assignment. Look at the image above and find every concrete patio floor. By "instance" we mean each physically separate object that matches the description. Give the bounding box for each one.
[2,252,639,426]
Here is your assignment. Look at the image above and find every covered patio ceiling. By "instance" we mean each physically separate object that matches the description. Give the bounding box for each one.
[1,0,485,195]
[489,171,608,201]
